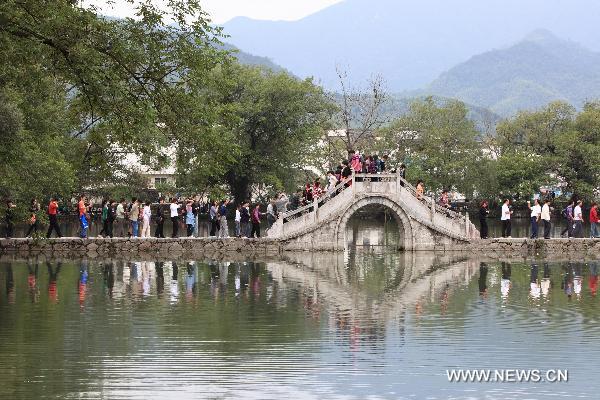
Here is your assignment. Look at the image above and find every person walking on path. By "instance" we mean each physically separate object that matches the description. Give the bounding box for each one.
[4,200,16,238]
[240,202,250,238]
[266,199,276,229]
[541,199,552,239]
[170,198,180,238]
[528,199,541,239]
[115,199,126,237]
[46,198,62,238]
[78,195,89,239]
[99,200,109,237]
[25,198,41,238]
[250,204,263,238]
[479,200,489,239]
[590,203,599,238]
[129,198,140,238]
[235,204,242,238]
[209,200,219,237]
[185,199,195,237]
[155,198,166,238]
[415,180,425,201]
[573,200,584,238]
[106,200,116,238]
[141,201,151,237]
[501,199,513,238]
[218,199,229,238]
[561,200,575,238]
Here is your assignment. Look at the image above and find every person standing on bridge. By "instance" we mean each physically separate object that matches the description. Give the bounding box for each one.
[341,160,352,188]
[327,171,338,193]
[266,199,276,229]
[501,199,513,238]
[416,180,425,201]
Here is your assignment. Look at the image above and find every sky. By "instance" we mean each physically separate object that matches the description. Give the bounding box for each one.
[83,0,344,24]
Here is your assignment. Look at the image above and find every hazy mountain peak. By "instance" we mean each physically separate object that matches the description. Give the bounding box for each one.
[522,28,566,46]
[426,31,600,116]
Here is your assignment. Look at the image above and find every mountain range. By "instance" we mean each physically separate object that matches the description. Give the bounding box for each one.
[220,0,600,116]
[222,0,600,93]
[422,29,600,116]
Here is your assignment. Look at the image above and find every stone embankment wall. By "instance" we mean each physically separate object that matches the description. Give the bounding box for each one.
[0,238,282,259]
[1,237,600,258]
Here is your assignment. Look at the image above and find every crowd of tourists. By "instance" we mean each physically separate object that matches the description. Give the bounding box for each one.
[478,197,600,240]
[3,148,600,241]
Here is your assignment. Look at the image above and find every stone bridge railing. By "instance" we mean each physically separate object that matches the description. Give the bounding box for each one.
[267,172,479,241]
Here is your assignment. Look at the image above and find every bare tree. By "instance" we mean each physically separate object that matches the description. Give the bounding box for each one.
[330,66,390,153]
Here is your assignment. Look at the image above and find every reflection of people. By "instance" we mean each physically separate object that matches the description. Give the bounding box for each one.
[530,263,541,299]
[47,261,61,303]
[79,261,89,307]
[589,263,598,297]
[103,263,115,298]
[562,263,574,299]
[478,262,488,297]
[574,264,582,300]
[500,262,511,300]
[27,260,39,303]
[6,264,15,304]
[541,263,551,298]
[155,262,165,295]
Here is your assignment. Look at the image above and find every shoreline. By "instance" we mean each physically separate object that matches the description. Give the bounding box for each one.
[1,237,600,259]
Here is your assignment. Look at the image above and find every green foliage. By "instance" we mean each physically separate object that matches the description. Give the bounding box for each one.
[182,63,334,202]
[0,0,229,209]
[496,101,600,199]
[378,97,483,196]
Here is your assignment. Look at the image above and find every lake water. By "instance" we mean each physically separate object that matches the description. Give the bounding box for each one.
[1,249,600,399]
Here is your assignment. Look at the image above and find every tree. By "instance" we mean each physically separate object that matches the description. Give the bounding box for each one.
[496,101,600,199]
[182,63,334,202]
[329,67,389,154]
[379,97,483,196]
[0,0,228,204]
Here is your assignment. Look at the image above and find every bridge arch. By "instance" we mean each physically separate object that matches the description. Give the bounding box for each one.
[335,195,415,251]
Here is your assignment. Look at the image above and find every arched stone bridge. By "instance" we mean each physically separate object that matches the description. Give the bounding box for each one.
[267,173,480,251]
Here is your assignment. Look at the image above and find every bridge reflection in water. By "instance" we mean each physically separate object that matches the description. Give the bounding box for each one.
[1,253,599,399]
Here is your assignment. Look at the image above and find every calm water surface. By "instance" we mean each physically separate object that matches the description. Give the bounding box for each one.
[1,250,600,399]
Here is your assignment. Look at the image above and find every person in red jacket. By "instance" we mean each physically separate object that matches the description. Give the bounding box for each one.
[46,198,62,238]
[590,202,599,238]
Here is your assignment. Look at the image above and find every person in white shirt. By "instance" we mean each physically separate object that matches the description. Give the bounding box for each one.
[115,199,126,237]
[141,201,152,237]
[327,170,338,193]
[266,200,276,229]
[541,199,552,239]
[528,199,541,239]
[235,204,242,238]
[573,200,584,238]
[501,199,513,238]
[170,198,180,238]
